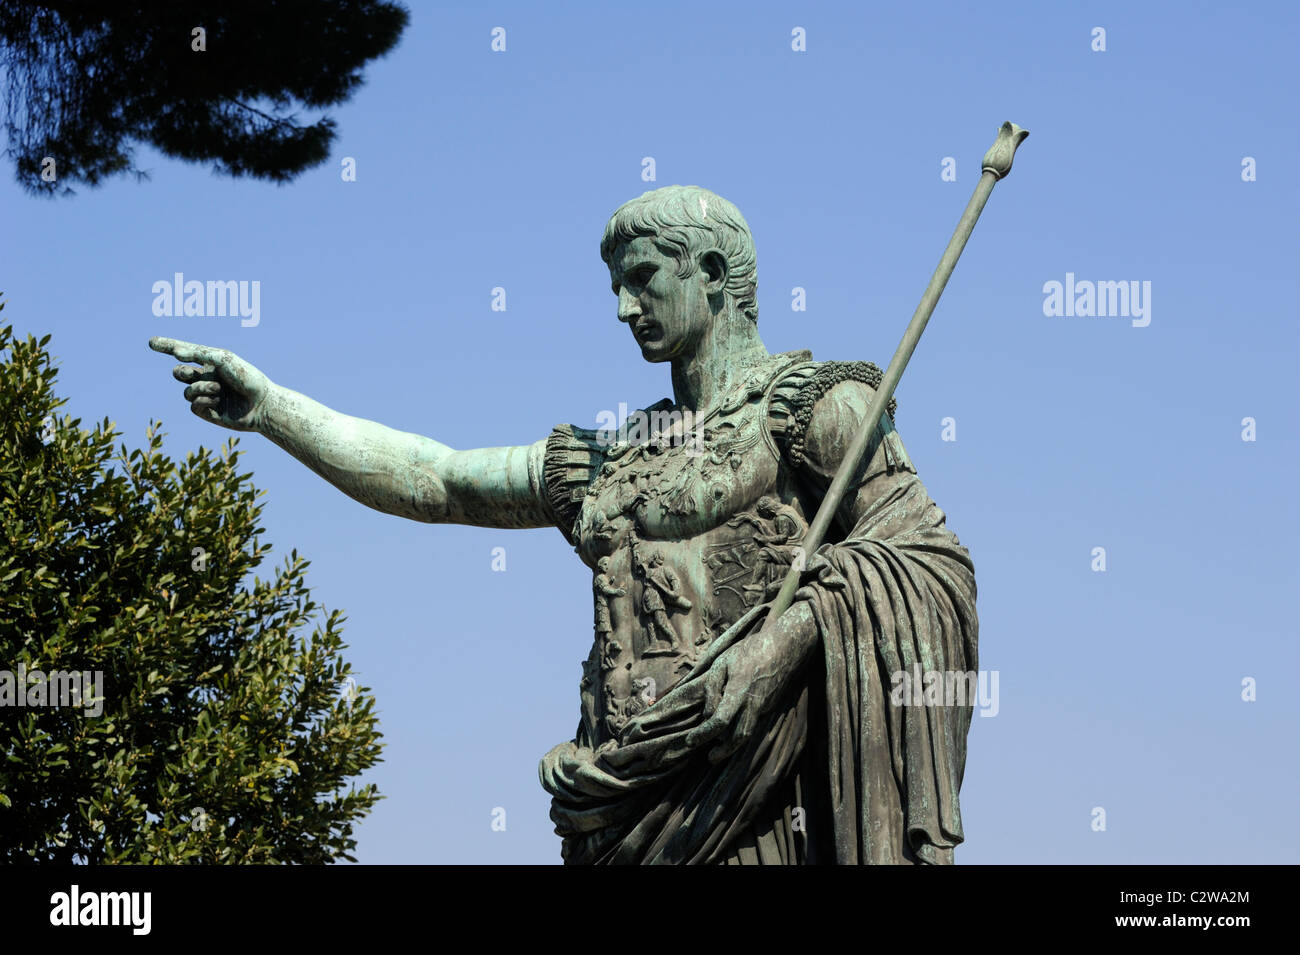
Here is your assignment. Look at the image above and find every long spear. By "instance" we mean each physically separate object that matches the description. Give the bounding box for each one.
[765,121,1029,622]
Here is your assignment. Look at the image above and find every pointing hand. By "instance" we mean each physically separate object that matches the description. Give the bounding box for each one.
[148,337,273,432]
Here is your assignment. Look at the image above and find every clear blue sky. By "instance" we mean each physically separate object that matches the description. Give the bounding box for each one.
[4,0,1297,863]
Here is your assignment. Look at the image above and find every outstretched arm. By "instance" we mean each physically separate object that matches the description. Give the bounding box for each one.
[149,337,552,529]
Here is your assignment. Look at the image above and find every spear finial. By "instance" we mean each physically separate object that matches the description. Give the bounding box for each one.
[981,121,1030,180]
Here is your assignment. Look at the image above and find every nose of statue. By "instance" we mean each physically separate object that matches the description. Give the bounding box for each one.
[617,290,641,323]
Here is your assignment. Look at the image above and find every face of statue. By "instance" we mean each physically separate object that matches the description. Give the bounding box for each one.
[610,236,721,364]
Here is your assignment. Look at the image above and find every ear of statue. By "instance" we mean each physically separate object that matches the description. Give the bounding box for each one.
[699,249,729,295]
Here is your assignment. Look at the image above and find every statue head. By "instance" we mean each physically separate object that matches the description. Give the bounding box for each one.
[601,185,759,363]
[755,495,780,518]
[597,557,611,572]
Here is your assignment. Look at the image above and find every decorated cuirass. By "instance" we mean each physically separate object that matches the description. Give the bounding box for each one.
[544,352,822,748]
[541,350,910,751]
[537,345,965,866]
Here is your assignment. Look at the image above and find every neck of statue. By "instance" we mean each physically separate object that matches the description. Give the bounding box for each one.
[671,309,769,416]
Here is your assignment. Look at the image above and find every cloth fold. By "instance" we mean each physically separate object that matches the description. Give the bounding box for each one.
[539,460,977,865]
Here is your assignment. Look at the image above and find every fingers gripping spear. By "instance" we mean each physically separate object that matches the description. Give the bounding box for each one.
[764,121,1030,624]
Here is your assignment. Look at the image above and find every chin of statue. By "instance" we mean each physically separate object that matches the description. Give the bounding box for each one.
[637,339,675,362]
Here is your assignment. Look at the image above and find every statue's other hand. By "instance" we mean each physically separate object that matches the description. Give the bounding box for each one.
[683,639,773,764]
[148,337,273,433]
[682,602,819,764]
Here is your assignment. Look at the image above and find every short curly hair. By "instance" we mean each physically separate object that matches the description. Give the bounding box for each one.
[600,185,759,325]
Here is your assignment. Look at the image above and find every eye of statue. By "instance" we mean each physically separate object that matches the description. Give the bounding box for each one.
[613,265,654,295]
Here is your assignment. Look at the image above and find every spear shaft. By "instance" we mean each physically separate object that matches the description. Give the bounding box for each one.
[765,121,1029,622]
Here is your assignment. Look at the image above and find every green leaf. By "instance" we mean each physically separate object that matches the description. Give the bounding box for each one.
[0,320,383,864]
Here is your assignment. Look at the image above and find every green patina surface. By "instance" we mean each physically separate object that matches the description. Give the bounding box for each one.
[150,171,1009,863]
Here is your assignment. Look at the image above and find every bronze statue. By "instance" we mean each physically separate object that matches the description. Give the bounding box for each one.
[149,125,1026,864]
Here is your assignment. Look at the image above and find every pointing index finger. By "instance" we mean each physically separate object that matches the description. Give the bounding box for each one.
[148,337,225,366]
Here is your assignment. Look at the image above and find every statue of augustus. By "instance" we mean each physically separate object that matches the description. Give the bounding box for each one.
[152,185,978,864]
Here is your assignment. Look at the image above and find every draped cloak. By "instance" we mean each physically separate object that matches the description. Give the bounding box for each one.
[538,361,979,864]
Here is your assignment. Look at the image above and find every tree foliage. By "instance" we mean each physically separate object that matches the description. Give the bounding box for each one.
[0,0,409,196]
[0,303,383,862]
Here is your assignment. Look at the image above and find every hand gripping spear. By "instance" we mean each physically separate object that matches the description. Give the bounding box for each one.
[764,121,1029,624]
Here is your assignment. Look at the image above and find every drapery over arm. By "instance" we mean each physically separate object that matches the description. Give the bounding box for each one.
[793,377,979,864]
